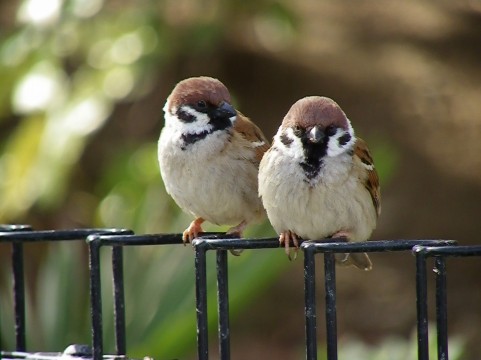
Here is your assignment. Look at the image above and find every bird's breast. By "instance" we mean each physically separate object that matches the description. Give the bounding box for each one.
[158,130,263,225]
[259,150,376,241]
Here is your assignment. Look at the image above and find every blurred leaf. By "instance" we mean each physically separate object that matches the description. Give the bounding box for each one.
[0,115,45,222]
[33,241,90,349]
[0,0,403,359]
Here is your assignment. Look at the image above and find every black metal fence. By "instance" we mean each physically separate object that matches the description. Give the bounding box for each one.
[1,224,475,360]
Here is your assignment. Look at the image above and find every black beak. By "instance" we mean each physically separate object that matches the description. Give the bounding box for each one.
[307,126,324,143]
[214,102,237,119]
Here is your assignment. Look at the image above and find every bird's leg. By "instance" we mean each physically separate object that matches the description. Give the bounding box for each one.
[226,220,247,256]
[182,217,205,244]
[331,230,350,240]
[279,230,299,261]
[331,230,350,263]
[226,220,247,237]
[330,231,372,270]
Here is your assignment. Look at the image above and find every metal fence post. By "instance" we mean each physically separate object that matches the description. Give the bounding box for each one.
[435,257,448,360]
[195,241,209,360]
[2,223,32,353]
[88,238,103,360]
[11,242,26,351]
[324,253,338,360]
[303,244,317,360]
[217,250,230,360]
[414,248,429,360]
[112,246,126,355]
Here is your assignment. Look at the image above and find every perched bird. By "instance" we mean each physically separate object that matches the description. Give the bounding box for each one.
[158,76,270,244]
[258,96,381,270]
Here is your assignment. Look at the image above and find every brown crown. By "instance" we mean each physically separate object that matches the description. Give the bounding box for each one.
[282,96,349,130]
[167,76,232,111]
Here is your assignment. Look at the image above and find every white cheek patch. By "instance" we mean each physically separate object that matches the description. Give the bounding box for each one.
[326,120,355,157]
[164,105,213,135]
[273,127,304,159]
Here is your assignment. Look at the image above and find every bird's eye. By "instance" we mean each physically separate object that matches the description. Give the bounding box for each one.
[326,125,337,136]
[197,100,207,109]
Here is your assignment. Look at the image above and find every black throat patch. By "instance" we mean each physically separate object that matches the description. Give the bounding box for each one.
[299,140,327,180]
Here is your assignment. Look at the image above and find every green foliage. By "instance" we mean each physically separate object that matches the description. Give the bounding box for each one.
[0,0,401,358]
[0,242,91,349]
[0,0,300,357]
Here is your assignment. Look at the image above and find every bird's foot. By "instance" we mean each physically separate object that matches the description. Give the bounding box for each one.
[279,230,299,261]
[226,220,247,237]
[331,230,350,240]
[182,217,205,244]
[226,221,247,256]
[330,231,373,271]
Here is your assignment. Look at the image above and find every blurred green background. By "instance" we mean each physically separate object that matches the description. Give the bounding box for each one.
[1,0,481,359]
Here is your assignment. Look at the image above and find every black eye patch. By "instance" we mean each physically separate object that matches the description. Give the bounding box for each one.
[177,108,196,123]
[280,133,293,147]
[338,133,351,146]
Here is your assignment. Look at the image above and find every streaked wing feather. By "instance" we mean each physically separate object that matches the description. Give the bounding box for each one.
[234,112,270,164]
[354,138,381,217]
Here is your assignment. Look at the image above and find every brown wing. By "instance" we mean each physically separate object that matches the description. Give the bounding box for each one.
[354,138,381,217]
[234,111,271,164]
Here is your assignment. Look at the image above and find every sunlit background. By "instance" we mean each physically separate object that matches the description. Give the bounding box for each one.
[1,0,481,359]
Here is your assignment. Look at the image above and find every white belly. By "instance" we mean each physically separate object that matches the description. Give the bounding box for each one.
[259,149,377,241]
[158,129,264,226]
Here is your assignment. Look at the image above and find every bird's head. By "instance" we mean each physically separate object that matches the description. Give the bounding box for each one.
[163,77,237,138]
[276,96,356,160]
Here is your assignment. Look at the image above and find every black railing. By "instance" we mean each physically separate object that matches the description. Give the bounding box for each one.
[413,245,481,360]
[0,224,474,360]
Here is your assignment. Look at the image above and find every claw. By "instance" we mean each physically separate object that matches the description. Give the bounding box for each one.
[331,230,350,240]
[330,231,372,270]
[226,220,247,256]
[182,217,205,244]
[226,220,247,237]
[279,230,299,261]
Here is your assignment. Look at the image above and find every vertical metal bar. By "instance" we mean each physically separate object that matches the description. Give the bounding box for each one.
[324,252,337,360]
[415,252,429,360]
[12,243,26,351]
[195,243,209,360]
[304,247,317,360]
[216,250,230,360]
[435,257,448,360]
[112,246,126,355]
[88,240,103,360]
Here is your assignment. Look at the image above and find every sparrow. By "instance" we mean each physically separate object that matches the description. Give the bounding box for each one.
[258,96,381,270]
[158,76,270,245]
